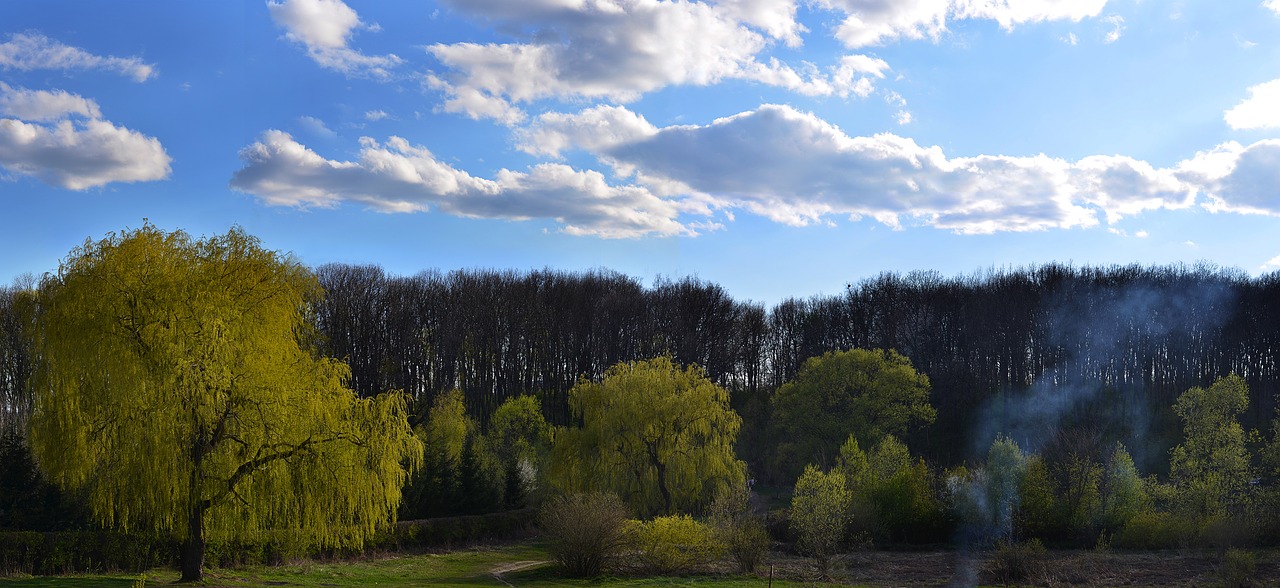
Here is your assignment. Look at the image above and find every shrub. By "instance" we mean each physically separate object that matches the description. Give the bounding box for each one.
[540,492,630,578]
[1218,548,1258,588]
[1112,510,1196,549]
[626,515,724,575]
[709,484,769,573]
[985,538,1046,586]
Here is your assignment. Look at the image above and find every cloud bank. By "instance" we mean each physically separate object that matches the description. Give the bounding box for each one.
[230,130,692,238]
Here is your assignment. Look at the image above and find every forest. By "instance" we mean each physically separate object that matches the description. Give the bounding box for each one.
[3,227,1280,582]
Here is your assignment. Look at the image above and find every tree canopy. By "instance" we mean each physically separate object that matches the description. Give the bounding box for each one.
[771,348,935,480]
[28,225,422,581]
[549,356,745,517]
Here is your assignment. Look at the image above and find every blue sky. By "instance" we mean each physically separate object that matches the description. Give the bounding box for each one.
[2,0,1279,304]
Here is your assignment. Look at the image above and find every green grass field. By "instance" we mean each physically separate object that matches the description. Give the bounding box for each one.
[0,543,821,588]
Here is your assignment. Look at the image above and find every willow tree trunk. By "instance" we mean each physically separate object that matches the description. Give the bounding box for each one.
[179,503,205,581]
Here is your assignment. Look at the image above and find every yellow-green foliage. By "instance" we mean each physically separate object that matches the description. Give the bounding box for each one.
[1171,375,1252,518]
[29,226,423,552]
[549,356,745,517]
[626,515,725,574]
[790,464,851,576]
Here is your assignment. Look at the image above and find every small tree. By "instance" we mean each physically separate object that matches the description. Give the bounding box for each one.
[986,436,1027,543]
[1100,443,1147,532]
[790,464,851,578]
[1170,375,1251,518]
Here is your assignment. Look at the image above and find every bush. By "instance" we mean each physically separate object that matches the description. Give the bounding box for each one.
[540,492,630,578]
[626,515,724,575]
[1218,548,1258,588]
[1112,510,1195,550]
[984,538,1046,586]
[708,483,769,573]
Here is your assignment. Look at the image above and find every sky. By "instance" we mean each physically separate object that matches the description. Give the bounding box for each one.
[1,0,1279,304]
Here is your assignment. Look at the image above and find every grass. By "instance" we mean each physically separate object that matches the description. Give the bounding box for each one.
[0,543,822,587]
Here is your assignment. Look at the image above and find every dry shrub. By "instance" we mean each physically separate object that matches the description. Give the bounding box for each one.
[540,492,630,577]
[984,539,1046,586]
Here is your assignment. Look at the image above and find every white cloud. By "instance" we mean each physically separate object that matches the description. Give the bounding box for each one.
[1064,32,1079,45]
[364,109,389,121]
[1102,14,1125,43]
[0,83,101,121]
[297,115,337,138]
[952,0,1109,31]
[1187,139,1280,216]
[230,130,694,238]
[0,32,155,82]
[0,118,171,190]
[821,0,950,48]
[1224,79,1280,130]
[525,104,1213,234]
[712,0,806,46]
[1262,255,1280,271]
[820,0,1109,49]
[0,83,169,190]
[427,0,877,122]
[267,0,402,78]
[1267,0,1280,16]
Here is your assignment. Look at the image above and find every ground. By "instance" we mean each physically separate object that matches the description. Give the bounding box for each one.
[1,543,1278,586]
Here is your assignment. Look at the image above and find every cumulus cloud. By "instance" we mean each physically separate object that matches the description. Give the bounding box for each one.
[1186,139,1280,217]
[0,83,101,121]
[230,130,693,238]
[1263,255,1280,271]
[267,0,401,78]
[0,118,171,190]
[364,109,389,121]
[427,0,879,122]
[0,83,170,190]
[523,103,1213,234]
[0,32,155,81]
[1267,0,1280,16]
[820,0,950,48]
[1225,79,1280,130]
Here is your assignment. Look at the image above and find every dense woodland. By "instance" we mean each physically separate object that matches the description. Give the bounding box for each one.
[4,262,1280,475]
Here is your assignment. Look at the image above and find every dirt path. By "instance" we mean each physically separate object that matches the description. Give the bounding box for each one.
[489,560,548,587]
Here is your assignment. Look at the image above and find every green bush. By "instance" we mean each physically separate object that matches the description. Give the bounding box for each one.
[1218,548,1258,588]
[1112,510,1195,549]
[626,515,724,575]
[540,492,630,578]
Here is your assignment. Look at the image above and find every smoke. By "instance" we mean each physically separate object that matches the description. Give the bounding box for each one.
[950,271,1239,586]
[969,275,1238,462]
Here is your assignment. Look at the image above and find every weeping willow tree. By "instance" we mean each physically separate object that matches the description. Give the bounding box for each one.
[28,225,423,582]
[550,356,745,517]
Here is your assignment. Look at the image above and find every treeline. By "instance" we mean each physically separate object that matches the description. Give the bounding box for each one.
[5,262,1280,472]
[304,262,1280,469]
